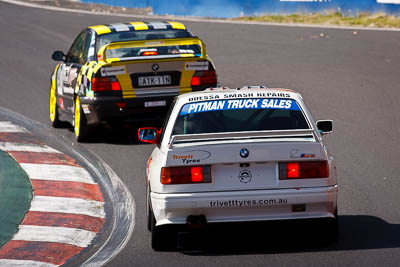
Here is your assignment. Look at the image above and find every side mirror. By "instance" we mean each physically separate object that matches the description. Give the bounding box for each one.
[52,51,65,61]
[316,120,333,135]
[138,127,161,144]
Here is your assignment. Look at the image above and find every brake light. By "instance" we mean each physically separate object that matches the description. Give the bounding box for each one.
[279,161,329,179]
[143,51,158,56]
[191,167,204,182]
[161,166,211,184]
[287,163,299,178]
[191,76,200,86]
[191,70,217,86]
[91,77,121,92]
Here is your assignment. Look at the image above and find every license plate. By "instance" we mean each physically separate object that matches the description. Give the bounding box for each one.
[138,75,171,86]
[145,101,166,107]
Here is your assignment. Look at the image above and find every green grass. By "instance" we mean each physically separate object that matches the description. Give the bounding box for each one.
[233,12,400,28]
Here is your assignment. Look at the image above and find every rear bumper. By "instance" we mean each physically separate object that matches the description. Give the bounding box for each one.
[151,185,338,226]
[79,95,175,126]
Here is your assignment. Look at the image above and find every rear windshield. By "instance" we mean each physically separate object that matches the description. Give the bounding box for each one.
[97,29,193,50]
[172,98,310,135]
[105,44,201,59]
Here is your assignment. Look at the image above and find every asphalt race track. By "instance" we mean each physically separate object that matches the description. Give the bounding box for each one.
[1,1,400,266]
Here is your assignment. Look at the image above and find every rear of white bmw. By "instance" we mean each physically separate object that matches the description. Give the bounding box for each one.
[142,87,337,250]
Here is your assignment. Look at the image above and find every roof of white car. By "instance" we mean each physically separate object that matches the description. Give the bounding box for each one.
[176,86,303,103]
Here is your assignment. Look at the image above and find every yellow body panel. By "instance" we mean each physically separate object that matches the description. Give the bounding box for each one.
[129,22,149,30]
[167,21,186,30]
[116,73,136,98]
[179,68,195,94]
[92,63,103,74]
[89,25,112,35]
[86,61,98,80]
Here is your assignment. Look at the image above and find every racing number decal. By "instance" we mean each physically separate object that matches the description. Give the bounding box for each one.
[62,64,78,95]
[57,63,80,113]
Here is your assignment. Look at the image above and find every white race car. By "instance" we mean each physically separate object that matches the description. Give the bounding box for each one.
[138,86,338,250]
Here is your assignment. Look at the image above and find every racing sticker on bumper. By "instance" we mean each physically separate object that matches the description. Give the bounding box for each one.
[100,66,127,76]
[170,150,211,164]
[185,61,209,70]
[209,198,288,207]
[82,104,91,114]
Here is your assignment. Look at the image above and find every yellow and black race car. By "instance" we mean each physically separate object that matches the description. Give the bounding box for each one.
[49,21,217,141]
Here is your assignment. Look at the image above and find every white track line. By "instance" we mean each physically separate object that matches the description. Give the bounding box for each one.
[0,121,27,132]
[30,196,105,218]
[0,142,61,153]
[13,225,97,248]
[20,163,95,184]
[1,0,400,32]
[80,153,135,267]
[0,259,57,267]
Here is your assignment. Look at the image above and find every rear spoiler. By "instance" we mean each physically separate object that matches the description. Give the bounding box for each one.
[97,37,207,64]
[169,129,317,148]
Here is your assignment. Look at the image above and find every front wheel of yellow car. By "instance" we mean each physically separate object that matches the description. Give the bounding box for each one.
[74,97,90,142]
[49,86,61,128]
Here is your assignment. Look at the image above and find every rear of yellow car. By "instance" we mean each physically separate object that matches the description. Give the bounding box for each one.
[78,22,217,127]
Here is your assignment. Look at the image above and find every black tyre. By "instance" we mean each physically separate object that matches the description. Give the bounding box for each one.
[151,212,176,251]
[74,96,91,142]
[325,215,339,243]
[49,84,61,128]
[317,209,339,244]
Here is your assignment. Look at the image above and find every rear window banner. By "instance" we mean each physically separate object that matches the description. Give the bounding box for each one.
[179,98,300,116]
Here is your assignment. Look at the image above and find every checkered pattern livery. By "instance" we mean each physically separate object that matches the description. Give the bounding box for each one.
[89,21,186,35]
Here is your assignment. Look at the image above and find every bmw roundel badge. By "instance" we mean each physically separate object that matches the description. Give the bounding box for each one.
[240,148,249,158]
[152,64,159,72]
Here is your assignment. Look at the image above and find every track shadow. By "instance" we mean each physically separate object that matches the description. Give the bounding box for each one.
[59,121,162,145]
[177,215,400,255]
[78,126,142,145]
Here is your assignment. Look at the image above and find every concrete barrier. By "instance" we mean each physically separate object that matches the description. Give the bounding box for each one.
[80,0,400,17]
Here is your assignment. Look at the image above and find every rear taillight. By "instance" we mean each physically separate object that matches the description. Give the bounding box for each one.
[279,161,329,179]
[91,77,121,92]
[161,166,211,184]
[191,70,217,86]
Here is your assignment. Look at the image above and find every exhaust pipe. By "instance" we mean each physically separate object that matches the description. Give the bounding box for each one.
[186,214,207,229]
